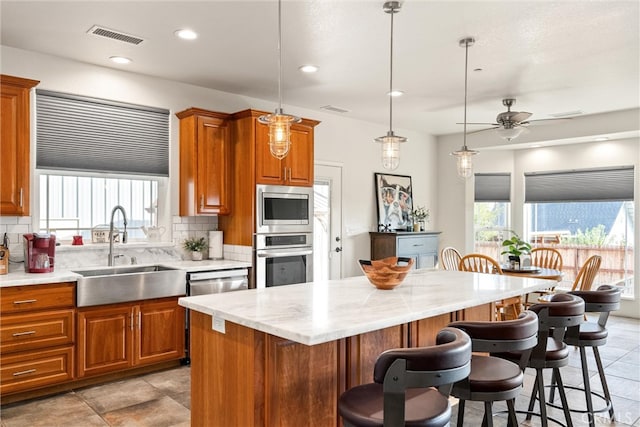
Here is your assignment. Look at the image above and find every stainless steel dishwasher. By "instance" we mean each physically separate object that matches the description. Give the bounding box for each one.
[184,268,249,364]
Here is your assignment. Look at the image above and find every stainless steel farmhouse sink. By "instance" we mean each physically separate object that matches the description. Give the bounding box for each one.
[73,265,186,307]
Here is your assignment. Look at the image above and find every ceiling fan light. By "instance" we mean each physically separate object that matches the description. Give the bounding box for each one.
[497,126,528,141]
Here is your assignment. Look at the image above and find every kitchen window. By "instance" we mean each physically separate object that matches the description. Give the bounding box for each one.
[38,173,161,242]
[35,90,170,242]
[474,173,511,260]
[524,166,635,298]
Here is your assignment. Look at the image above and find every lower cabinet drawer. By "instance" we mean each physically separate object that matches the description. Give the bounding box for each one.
[1,309,75,354]
[1,346,74,395]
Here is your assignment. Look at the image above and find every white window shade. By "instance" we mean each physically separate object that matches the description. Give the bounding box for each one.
[36,90,169,176]
[525,166,634,203]
[475,173,511,202]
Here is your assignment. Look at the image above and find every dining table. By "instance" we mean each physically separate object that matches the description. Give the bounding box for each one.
[500,266,564,313]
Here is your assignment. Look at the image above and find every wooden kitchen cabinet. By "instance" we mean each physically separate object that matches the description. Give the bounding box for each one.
[0,75,39,216]
[255,118,316,186]
[0,282,75,395]
[218,109,320,247]
[177,108,231,216]
[369,232,441,269]
[77,297,184,378]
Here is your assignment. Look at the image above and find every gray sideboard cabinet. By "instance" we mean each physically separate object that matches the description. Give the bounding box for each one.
[369,232,441,270]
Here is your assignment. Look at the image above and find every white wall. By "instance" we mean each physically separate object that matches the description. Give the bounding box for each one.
[1,46,438,278]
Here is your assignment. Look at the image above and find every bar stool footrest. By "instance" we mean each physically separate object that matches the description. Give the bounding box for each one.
[495,409,569,427]
[545,384,613,416]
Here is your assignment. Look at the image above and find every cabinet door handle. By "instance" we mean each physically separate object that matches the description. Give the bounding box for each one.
[13,299,37,305]
[138,310,142,330]
[283,167,288,181]
[13,369,36,377]
[12,330,36,337]
[130,311,134,331]
[19,188,24,208]
[200,195,204,210]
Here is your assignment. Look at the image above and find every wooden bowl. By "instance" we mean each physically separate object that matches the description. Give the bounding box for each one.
[359,257,414,290]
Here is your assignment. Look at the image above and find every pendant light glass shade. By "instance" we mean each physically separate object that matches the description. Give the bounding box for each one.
[258,0,300,160]
[450,37,477,179]
[375,1,406,171]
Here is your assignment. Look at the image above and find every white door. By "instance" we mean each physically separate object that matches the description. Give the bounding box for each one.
[314,163,343,280]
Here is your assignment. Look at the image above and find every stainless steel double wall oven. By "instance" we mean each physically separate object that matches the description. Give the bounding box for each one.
[255,184,313,288]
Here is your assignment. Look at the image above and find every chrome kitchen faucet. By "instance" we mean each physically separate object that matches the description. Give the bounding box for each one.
[108,205,128,266]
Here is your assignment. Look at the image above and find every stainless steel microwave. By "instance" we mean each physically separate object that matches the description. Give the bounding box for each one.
[256,184,313,234]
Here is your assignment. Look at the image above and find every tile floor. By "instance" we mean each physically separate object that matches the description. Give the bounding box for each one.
[1,315,638,427]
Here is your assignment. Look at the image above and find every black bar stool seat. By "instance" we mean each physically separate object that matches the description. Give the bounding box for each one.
[338,327,472,427]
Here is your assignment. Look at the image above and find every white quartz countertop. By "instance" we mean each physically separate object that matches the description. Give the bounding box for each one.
[179,269,554,346]
[0,259,251,287]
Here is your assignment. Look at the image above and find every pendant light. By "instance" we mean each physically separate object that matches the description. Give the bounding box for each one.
[451,37,478,179]
[375,1,406,171]
[258,0,301,160]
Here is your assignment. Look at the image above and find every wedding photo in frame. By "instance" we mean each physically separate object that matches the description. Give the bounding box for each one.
[374,173,413,231]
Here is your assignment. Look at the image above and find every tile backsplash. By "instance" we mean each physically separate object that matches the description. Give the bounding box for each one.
[1,215,252,272]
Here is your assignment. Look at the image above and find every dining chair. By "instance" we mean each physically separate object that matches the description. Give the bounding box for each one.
[459,254,520,320]
[338,327,472,427]
[440,247,462,271]
[571,255,602,291]
[458,253,503,275]
[525,247,564,307]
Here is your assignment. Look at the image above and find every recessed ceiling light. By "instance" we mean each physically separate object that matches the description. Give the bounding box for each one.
[109,56,131,64]
[174,29,198,40]
[387,90,404,97]
[299,64,318,73]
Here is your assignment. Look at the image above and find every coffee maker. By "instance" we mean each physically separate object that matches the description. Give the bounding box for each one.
[23,233,56,273]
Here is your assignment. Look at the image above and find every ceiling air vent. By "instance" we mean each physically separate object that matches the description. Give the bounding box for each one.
[320,105,350,114]
[87,25,145,45]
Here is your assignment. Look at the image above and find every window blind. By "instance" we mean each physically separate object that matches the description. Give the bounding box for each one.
[525,166,634,203]
[475,173,511,202]
[36,90,169,176]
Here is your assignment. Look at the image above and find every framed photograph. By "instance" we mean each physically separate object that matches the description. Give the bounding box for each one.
[374,173,413,231]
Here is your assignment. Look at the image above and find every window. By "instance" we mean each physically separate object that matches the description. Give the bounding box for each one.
[39,173,161,242]
[524,167,635,297]
[35,90,170,242]
[474,174,511,260]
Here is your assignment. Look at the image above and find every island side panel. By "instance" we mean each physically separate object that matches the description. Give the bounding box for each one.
[190,311,263,427]
[345,324,407,388]
[190,311,340,427]
[265,335,339,426]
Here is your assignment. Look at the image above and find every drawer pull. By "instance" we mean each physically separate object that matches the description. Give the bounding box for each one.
[12,369,36,377]
[13,299,37,305]
[412,244,425,247]
[12,330,36,337]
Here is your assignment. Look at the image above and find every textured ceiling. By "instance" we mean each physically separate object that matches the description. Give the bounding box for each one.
[1,1,639,137]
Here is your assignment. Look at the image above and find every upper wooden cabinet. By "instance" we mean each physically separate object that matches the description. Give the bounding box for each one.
[177,108,231,216]
[255,118,318,186]
[0,75,39,216]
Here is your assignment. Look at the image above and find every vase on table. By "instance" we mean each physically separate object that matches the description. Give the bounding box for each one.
[413,223,420,232]
[191,251,203,261]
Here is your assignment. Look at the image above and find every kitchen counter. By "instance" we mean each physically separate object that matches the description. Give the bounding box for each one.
[179,268,552,345]
[182,269,554,426]
[0,259,251,287]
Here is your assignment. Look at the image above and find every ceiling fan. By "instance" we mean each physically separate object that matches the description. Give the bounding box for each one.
[463,98,568,141]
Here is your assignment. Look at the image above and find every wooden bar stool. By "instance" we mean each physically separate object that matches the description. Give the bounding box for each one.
[338,327,472,427]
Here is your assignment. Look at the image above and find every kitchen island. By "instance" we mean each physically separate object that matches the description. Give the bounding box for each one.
[179,269,553,427]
